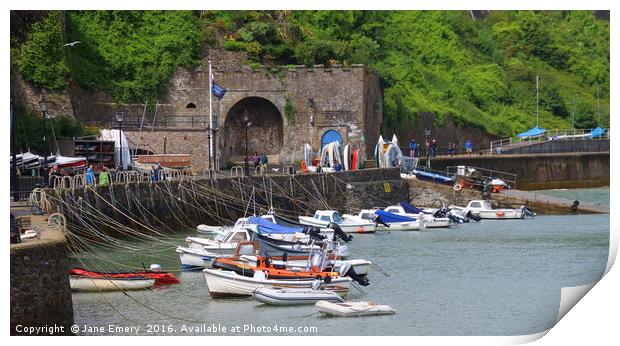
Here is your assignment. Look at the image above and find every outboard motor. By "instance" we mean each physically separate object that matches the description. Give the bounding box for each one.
[338,262,369,286]
[327,222,353,242]
[371,214,390,228]
[466,211,482,222]
[303,226,326,242]
[522,206,537,217]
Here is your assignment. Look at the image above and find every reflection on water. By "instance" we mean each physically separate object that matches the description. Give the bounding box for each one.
[71,188,609,335]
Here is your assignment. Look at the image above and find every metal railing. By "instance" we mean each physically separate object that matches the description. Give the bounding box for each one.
[446,165,518,188]
[489,128,610,155]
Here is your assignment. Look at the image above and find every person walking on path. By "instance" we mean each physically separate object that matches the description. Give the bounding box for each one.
[409,139,417,157]
[98,166,110,187]
[85,165,96,186]
[465,139,473,155]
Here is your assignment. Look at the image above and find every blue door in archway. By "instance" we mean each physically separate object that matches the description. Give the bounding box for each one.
[321,130,343,149]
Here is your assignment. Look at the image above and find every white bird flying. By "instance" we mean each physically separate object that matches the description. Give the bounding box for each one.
[63,41,82,47]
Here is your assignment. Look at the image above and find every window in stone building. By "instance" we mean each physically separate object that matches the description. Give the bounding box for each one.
[186,103,196,109]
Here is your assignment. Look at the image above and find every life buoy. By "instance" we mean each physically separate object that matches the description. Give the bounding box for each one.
[453,184,462,191]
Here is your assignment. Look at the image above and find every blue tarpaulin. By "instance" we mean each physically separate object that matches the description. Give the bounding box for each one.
[375,210,417,223]
[517,126,546,138]
[248,216,301,234]
[590,127,605,139]
[399,201,432,214]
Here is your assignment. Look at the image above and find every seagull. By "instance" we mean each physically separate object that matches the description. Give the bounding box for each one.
[63,41,82,47]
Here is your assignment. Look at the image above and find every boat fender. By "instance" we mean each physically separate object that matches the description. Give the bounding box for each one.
[149,264,162,272]
[453,184,462,191]
[571,200,579,212]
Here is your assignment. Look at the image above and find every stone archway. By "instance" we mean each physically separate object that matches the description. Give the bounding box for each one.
[222,97,284,162]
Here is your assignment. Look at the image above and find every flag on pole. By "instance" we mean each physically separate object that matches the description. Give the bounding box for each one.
[210,69,227,99]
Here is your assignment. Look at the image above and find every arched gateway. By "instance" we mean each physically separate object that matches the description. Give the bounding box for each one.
[222,97,284,163]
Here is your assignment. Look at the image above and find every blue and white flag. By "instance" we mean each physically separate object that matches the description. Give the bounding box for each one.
[210,69,227,99]
[211,81,227,99]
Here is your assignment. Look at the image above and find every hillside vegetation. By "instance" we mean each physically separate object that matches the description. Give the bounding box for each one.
[11,10,609,137]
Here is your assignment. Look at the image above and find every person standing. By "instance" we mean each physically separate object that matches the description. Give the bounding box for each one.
[99,166,110,187]
[259,154,268,173]
[85,165,96,186]
[465,139,473,155]
[48,164,63,187]
[409,139,417,157]
[430,139,438,157]
[251,152,260,167]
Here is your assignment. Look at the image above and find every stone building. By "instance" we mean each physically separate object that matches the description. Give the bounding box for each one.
[13,50,383,171]
[122,52,382,170]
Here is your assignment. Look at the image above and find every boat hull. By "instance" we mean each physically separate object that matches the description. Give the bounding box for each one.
[70,276,154,292]
[253,287,345,305]
[298,216,376,234]
[475,209,524,219]
[204,269,352,298]
[315,300,396,317]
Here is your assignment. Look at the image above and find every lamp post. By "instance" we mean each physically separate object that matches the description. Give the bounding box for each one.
[39,94,50,187]
[424,127,431,168]
[115,109,125,170]
[243,108,250,177]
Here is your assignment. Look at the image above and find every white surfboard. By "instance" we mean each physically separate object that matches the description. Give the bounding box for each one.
[343,144,350,171]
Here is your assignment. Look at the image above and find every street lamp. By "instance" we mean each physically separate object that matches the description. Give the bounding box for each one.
[39,94,50,186]
[243,108,251,177]
[424,127,431,168]
[115,109,125,170]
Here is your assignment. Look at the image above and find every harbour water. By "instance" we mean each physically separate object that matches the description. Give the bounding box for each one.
[70,188,609,336]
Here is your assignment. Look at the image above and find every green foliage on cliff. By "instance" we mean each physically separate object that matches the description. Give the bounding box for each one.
[212,10,609,135]
[12,10,609,136]
[14,11,68,90]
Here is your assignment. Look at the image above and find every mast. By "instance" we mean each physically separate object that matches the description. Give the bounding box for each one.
[208,60,214,169]
[597,82,600,126]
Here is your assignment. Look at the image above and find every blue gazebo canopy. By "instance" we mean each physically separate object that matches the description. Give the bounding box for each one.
[517,126,546,138]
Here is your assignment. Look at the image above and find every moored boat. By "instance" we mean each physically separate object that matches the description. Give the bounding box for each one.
[204,268,352,298]
[315,300,397,317]
[298,210,376,234]
[69,267,179,286]
[253,286,345,305]
[70,276,155,292]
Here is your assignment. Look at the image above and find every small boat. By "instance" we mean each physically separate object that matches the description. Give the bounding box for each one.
[315,301,396,317]
[196,224,228,237]
[70,276,155,292]
[373,210,423,231]
[176,246,226,270]
[386,202,452,228]
[299,210,376,234]
[204,268,352,298]
[69,267,179,286]
[253,286,345,305]
[450,200,525,219]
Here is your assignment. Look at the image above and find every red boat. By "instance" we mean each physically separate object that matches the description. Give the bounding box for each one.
[70,268,180,286]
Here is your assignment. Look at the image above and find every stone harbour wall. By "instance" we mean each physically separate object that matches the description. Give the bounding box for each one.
[49,168,407,236]
[10,237,74,336]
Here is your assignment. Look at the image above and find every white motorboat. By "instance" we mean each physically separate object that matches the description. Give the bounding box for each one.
[204,268,352,298]
[253,286,345,305]
[186,228,252,254]
[315,300,396,317]
[70,275,155,292]
[451,200,524,220]
[350,209,422,231]
[384,205,451,228]
[298,210,376,234]
[176,246,228,270]
[238,255,371,276]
